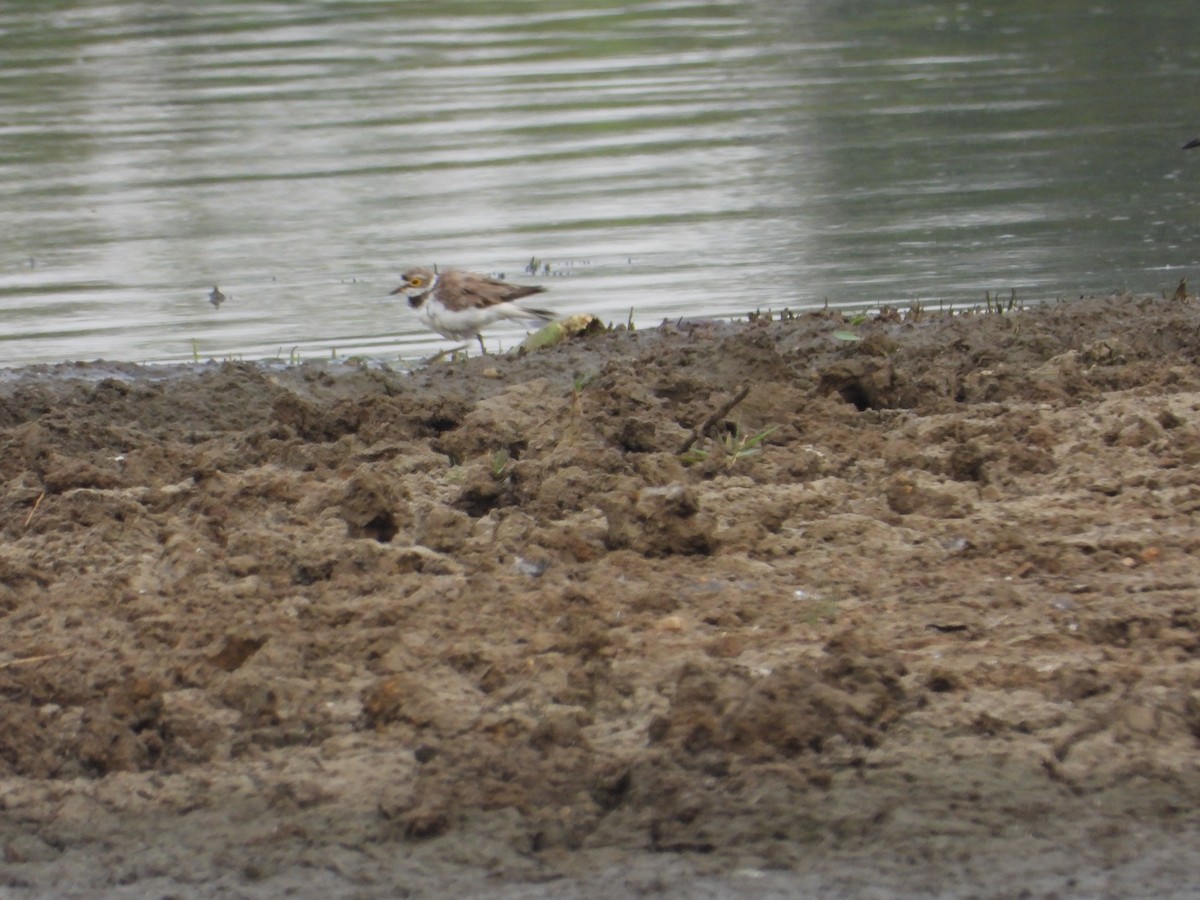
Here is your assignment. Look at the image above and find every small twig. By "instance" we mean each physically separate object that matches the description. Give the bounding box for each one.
[23,491,45,528]
[678,385,751,455]
[0,651,71,670]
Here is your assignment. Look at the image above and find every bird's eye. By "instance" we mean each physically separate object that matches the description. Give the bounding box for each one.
[408,277,423,287]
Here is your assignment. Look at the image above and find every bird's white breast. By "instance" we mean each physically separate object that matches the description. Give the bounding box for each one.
[420,300,507,339]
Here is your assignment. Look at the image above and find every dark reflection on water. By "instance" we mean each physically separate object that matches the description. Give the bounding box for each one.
[1,1,1199,366]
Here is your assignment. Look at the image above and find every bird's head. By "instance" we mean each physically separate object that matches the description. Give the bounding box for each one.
[389,268,438,306]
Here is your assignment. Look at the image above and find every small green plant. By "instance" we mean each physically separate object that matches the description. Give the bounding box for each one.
[568,372,595,424]
[1169,277,1188,302]
[983,289,1019,313]
[491,448,510,477]
[681,421,779,468]
[832,310,869,342]
[797,596,839,626]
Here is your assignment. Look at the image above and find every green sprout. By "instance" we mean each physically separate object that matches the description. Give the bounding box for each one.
[681,421,780,468]
[492,448,510,477]
[983,289,1019,313]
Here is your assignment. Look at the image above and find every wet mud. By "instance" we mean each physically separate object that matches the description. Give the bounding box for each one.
[1,294,1199,897]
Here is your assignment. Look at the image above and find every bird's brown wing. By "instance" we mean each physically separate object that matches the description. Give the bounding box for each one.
[453,272,547,309]
[493,283,548,303]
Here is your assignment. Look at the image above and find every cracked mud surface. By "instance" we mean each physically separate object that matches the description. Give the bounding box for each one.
[1,295,1199,897]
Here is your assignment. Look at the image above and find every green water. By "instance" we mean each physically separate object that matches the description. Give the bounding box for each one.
[1,1,1199,365]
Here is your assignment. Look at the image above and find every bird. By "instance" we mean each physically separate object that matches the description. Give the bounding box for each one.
[389,267,555,354]
[209,286,226,308]
[1185,137,1200,149]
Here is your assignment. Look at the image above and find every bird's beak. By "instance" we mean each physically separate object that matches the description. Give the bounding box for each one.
[388,284,406,295]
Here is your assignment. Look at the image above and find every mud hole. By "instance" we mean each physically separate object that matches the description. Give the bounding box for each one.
[1,295,1199,897]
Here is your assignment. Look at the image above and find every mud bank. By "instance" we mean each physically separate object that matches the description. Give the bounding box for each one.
[1,295,1199,897]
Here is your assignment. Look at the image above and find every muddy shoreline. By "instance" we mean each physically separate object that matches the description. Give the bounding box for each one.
[1,295,1199,897]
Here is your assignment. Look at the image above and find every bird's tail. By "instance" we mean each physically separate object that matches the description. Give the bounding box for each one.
[502,304,556,324]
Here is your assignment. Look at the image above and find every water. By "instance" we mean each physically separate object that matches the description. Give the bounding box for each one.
[2,1,1199,367]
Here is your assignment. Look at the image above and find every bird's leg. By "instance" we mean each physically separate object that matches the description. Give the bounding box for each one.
[476,334,488,355]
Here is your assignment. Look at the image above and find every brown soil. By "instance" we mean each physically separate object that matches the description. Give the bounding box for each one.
[1,295,1199,898]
